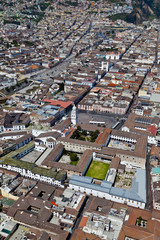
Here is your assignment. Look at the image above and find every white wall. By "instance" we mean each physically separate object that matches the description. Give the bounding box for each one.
[69,184,145,209]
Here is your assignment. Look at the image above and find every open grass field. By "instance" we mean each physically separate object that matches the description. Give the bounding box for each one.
[85,161,110,180]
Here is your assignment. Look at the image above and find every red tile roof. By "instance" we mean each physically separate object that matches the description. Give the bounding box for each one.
[147,125,157,136]
[79,216,89,228]
[43,99,72,109]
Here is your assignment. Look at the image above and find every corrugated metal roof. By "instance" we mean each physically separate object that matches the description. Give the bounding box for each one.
[133,168,146,202]
[110,187,143,202]
[152,167,160,175]
[71,175,93,183]
[70,168,146,203]
[70,179,111,194]
[101,181,112,188]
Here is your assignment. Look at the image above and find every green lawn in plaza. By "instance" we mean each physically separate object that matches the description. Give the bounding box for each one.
[86,161,110,180]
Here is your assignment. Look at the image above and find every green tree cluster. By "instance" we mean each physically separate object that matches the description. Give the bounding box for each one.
[70,153,79,162]
[90,130,99,142]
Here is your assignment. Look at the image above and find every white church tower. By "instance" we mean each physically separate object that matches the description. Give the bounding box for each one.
[101,61,109,72]
[71,105,78,126]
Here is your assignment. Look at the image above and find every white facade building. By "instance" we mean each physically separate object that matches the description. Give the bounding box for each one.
[71,105,78,126]
[69,168,146,209]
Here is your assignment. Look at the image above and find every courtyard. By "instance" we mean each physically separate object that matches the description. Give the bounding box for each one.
[59,150,81,165]
[85,161,110,180]
[21,150,42,163]
[70,126,99,142]
[114,171,136,190]
[108,139,135,152]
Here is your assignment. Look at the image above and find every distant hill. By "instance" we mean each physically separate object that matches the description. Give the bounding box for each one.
[133,0,160,23]
[110,0,160,24]
[144,0,160,18]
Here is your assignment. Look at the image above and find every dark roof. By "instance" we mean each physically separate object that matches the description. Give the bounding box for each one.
[53,118,71,131]
[0,131,27,138]
[3,113,30,128]
[109,157,121,169]
[57,137,102,148]
[7,183,72,238]
[42,149,93,174]
[42,143,64,167]
[15,134,33,145]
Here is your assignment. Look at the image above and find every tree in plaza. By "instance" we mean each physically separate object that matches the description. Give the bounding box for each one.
[70,153,79,162]
[77,125,82,131]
